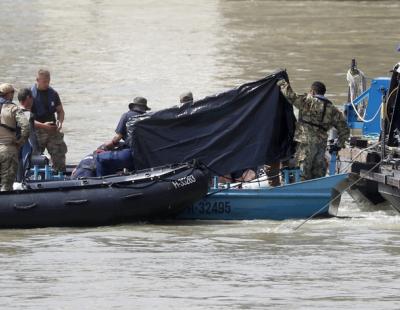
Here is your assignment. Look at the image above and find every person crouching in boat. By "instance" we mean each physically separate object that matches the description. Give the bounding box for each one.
[0,83,30,191]
[277,77,349,180]
[93,97,150,177]
[103,96,150,150]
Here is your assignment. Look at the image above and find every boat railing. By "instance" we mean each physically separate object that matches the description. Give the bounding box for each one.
[30,165,64,181]
[210,168,303,190]
[344,77,390,136]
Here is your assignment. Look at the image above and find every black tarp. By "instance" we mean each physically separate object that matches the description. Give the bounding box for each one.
[127,70,296,175]
[387,63,400,146]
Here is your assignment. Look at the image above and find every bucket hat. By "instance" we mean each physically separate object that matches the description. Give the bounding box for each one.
[128,96,150,111]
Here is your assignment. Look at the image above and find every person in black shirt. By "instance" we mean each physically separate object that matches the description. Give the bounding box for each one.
[31,69,67,172]
[104,96,150,149]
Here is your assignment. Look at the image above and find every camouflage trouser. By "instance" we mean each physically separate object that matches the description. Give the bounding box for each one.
[0,144,18,191]
[295,142,327,180]
[35,128,68,172]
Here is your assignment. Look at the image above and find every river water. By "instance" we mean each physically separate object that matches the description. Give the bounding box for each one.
[1,0,400,309]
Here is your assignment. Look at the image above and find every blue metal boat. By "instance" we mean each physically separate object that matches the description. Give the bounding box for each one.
[340,59,391,209]
[177,173,348,220]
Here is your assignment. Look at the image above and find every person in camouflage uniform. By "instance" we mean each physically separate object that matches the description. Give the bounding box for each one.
[277,79,349,180]
[0,83,30,191]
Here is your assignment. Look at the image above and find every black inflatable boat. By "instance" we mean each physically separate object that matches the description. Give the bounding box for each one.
[0,162,209,228]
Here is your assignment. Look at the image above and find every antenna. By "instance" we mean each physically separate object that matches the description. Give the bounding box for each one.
[351,59,357,70]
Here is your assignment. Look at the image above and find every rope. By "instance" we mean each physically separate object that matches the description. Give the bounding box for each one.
[383,86,399,119]
[338,140,381,173]
[349,85,398,124]
[347,73,398,124]
[293,159,383,231]
[300,134,392,231]
[384,86,400,135]
[111,164,198,189]
[205,182,244,197]
[350,97,382,123]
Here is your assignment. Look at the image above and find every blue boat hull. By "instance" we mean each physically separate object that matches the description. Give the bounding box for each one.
[177,174,349,220]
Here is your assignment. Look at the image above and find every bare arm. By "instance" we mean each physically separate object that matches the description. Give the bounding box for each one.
[34,120,57,132]
[56,103,65,129]
[103,133,123,150]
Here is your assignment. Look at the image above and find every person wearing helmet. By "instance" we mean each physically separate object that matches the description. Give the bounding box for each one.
[0,83,30,191]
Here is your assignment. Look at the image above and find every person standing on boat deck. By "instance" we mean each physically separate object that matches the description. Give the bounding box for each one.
[17,88,41,182]
[0,83,30,191]
[277,78,349,180]
[103,96,150,150]
[17,88,40,153]
[31,69,67,172]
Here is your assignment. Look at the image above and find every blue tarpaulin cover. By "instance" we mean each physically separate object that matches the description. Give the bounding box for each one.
[127,70,296,175]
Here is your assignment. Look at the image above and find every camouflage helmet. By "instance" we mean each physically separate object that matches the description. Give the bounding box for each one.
[0,83,15,96]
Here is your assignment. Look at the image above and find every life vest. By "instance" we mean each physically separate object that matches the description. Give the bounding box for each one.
[0,98,19,145]
[298,95,332,132]
[31,85,58,119]
[0,99,17,133]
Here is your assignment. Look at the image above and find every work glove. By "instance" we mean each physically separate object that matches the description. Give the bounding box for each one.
[272,68,289,83]
[328,144,341,154]
[276,79,287,87]
[280,69,290,83]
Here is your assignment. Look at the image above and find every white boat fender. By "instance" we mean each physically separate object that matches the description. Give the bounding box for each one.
[13,182,25,190]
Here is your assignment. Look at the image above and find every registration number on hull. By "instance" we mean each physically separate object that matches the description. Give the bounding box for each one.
[187,201,231,214]
[172,175,196,189]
